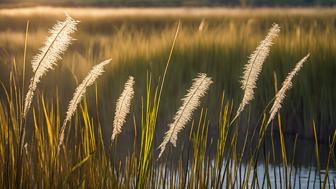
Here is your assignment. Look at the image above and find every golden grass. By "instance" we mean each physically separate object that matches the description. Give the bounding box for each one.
[0,8,335,188]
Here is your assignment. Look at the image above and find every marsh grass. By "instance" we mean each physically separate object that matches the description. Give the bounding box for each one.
[0,8,335,188]
[1,13,335,137]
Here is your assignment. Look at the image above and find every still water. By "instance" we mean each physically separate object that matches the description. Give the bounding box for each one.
[147,132,336,188]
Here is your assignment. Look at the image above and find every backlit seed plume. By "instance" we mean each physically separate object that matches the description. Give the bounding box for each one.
[267,54,310,126]
[111,76,135,142]
[23,13,78,118]
[235,24,280,119]
[158,73,212,158]
[58,59,111,152]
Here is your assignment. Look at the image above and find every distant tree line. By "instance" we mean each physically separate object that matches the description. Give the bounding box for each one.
[0,0,335,6]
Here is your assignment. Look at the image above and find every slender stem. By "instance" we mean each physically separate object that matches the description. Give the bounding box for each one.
[157,21,180,113]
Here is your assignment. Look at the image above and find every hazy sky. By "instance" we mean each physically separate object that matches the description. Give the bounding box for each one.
[2,0,335,6]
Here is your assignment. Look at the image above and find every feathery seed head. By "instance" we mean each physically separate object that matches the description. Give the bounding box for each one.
[111,76,135,142]
[158,73,212,158]
[235,23,280,119]
[23,14,79,119]
[58,59,111,153]
[266,54,310,126]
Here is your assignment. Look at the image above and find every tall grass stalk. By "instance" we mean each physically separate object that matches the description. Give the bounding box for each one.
[136,21,180,189]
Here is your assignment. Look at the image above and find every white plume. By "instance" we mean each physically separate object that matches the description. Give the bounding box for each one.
[111,76,135,142]
[235,23,280,119]
[266,54,310,126]
[23,13,78,118]
[58,59,111,152]
[158,73,213,158]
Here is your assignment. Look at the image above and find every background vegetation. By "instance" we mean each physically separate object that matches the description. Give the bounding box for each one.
[0,8,335,139]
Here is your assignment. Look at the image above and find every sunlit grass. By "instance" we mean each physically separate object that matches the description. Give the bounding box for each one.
[0,8,335,188]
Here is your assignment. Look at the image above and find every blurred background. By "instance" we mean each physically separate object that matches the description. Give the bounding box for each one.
[0,0,335,7]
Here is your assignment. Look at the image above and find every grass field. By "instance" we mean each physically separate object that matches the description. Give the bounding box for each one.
[0,7,335,188]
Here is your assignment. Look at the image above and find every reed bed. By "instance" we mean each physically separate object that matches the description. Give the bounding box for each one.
[0,9,335,137]
[0,9,335,188]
